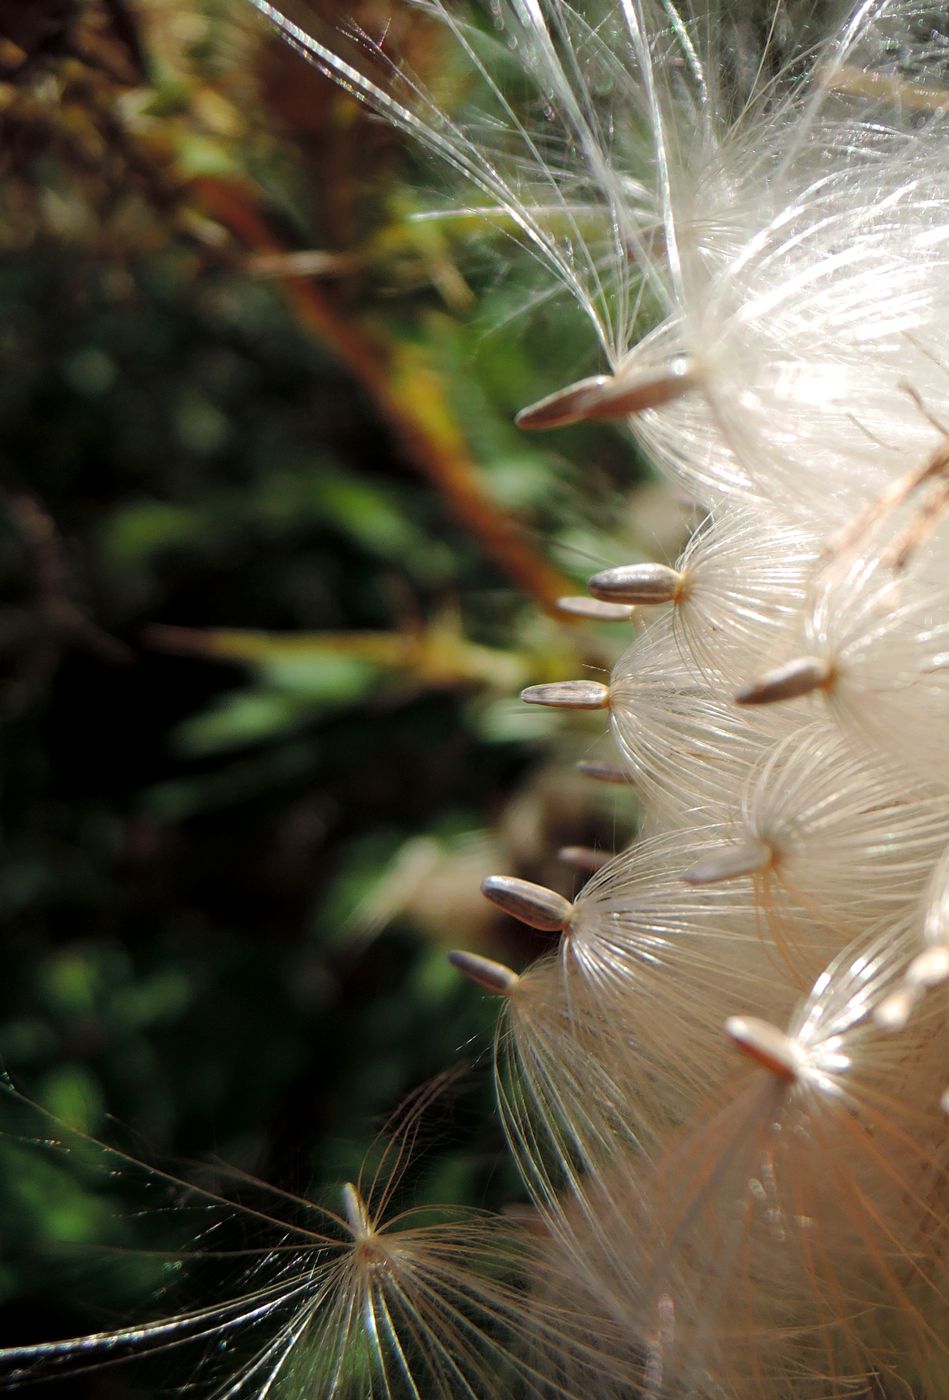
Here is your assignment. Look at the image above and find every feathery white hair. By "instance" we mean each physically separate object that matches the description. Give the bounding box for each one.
[7,3,949,1396]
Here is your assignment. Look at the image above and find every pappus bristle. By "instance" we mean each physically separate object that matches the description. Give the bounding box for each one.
[0,1079,614,1400]
[520,1197,657,1399]
[621,926,949,1398]
[445,939,671,1339]
[477,832,803,1196]
[248,0,670,366]
[681,721,949,973]
[557,829,795,1027]
[668,507,822,689]
[234,3,949,1391]
[607,614,802,825]
[248,1,949,526]
[12,2,949,1396]
[739,497,949,790]
[878,840,949,1031]
[488,954,655,1197]
[588,505,823,691]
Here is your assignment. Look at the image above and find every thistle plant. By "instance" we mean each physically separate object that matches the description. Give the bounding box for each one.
[5,1,949,1396]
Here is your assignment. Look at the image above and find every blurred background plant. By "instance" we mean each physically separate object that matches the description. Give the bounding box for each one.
[0,2,679,1391]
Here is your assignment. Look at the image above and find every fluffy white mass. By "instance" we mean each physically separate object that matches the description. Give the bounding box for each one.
[6,3,949,1397]
[184,0,949,1392]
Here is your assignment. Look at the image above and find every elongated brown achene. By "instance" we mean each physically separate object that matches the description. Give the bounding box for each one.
[480,875,573,930]
[515,356,697,430]
[521,680,611,710]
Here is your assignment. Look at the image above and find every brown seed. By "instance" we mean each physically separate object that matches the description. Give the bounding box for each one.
[515,356,697,430]
[515,374,613,430]
[521,680,611,710]
[447,949,520,996]
[556,595,635,621]
[735,656,833,705]
[682,840,772,885]
[480,875,573,930]
[587,562,682,605]
[725,1016,800,1080]
[577,759,631,785]
[875,988,916,1031]
[558,846,611,872]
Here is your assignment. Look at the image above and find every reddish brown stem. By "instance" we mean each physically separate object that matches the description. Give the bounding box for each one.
[191,175,574,616]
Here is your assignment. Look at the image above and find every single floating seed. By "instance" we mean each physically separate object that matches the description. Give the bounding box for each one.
[587,562,683,605]
[577,759,631,785]
[447,949,520,996]
[480,875,574,930]
[735,656,834,705]
[521,680,610,710]
[682,840,773,885]
[558,845,610,872]
[556,595,635,622]
[515,356,697,430]
[725,1016,800,1080]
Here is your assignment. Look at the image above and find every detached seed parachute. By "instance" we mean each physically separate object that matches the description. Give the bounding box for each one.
[7,1,949,1395]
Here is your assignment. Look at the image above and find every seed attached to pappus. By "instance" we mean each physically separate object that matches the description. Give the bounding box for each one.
[587,562,683,605]
[520,680,611,710]
[480,875,574,931]
[724,1015,801,1081]
[556,595,636,622]
[735,656,834,705]
[682,840,773,886]
[515,356,697,430]
[576,759,631,785]
[447,949,520,996]
[558,846,611,872]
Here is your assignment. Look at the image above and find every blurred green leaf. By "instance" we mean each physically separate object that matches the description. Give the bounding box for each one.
[172,690,313,755]
[35,1067,105,1138]
[259,652,377,701]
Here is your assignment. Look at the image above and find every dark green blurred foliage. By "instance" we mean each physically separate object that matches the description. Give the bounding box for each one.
[0,3,664,1393]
